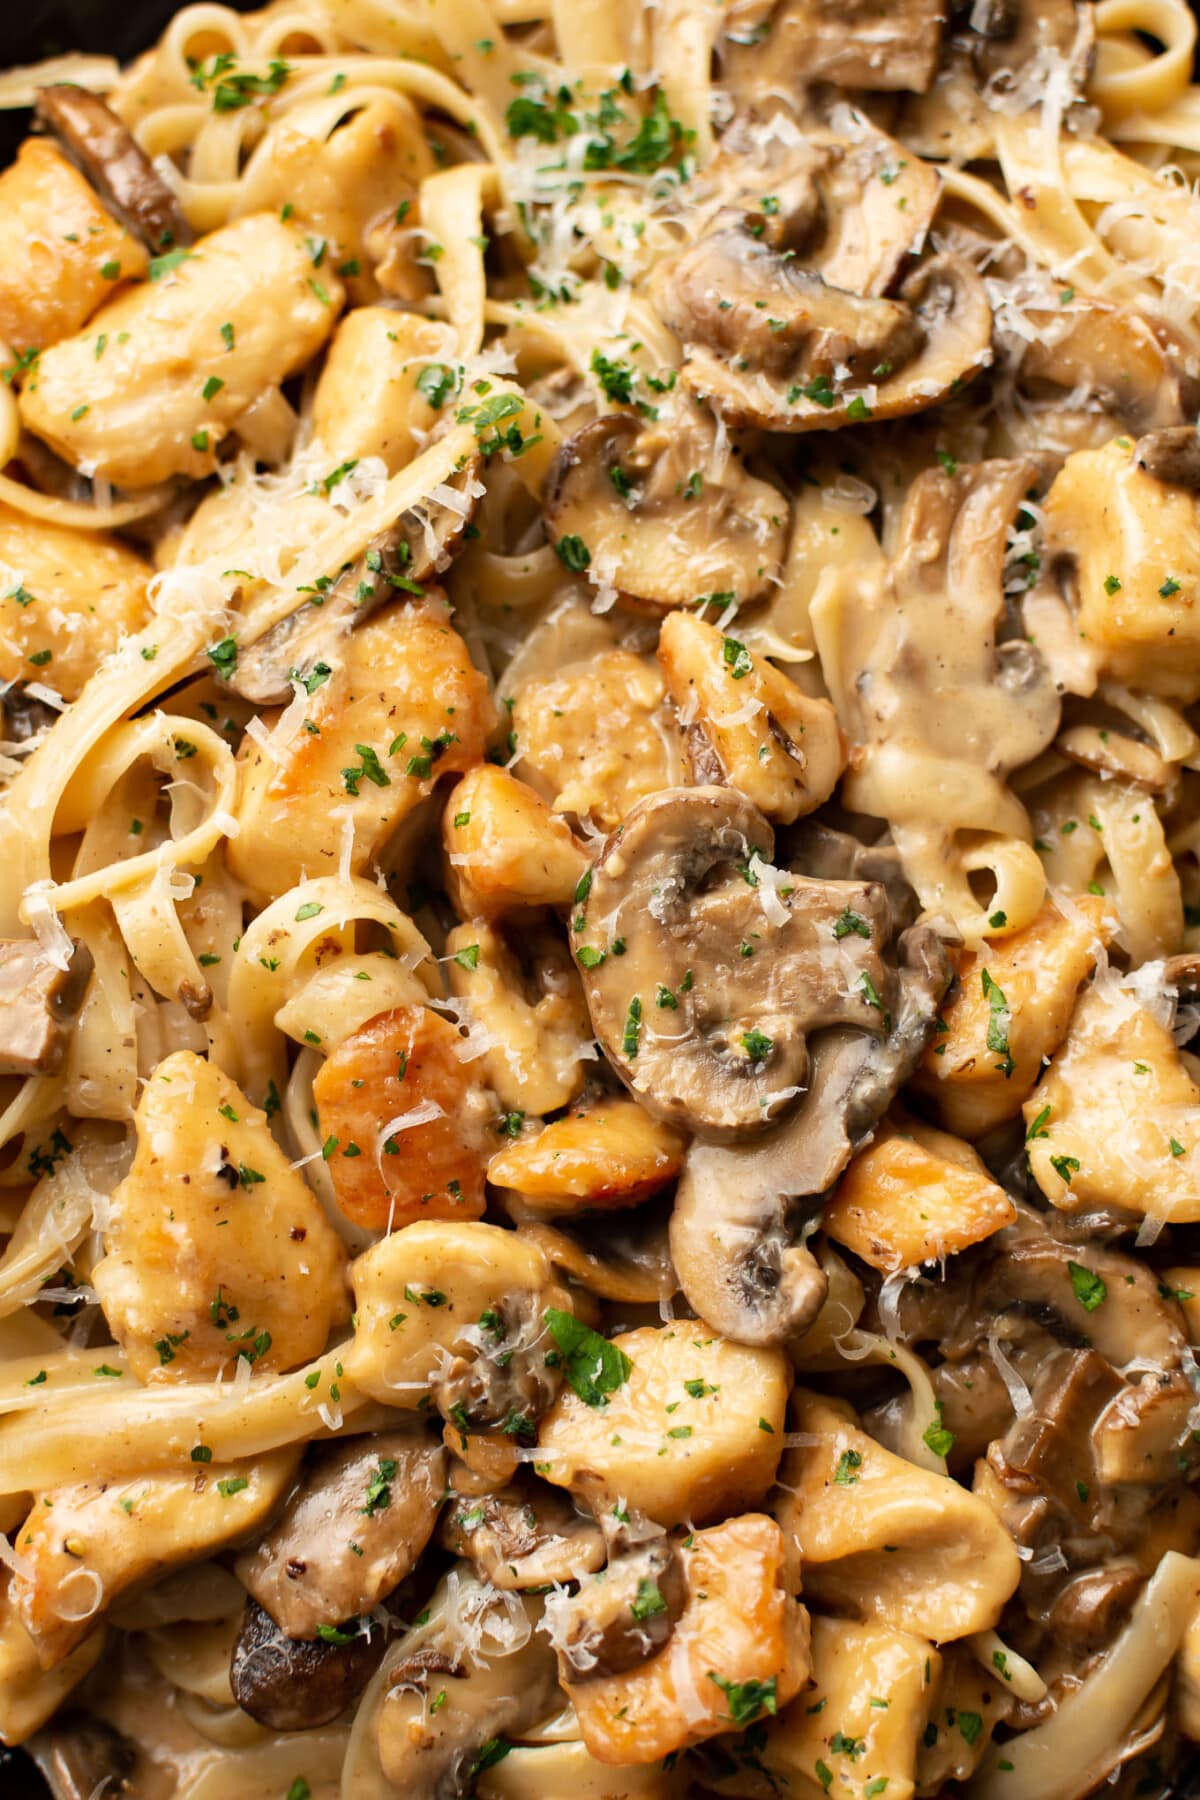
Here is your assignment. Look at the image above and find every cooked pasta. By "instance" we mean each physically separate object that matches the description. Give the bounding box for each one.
[1,0,1200,1794]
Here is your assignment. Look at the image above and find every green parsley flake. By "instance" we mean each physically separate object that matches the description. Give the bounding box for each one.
[1068,1260,1107,1312]
[544,1308,632,1408]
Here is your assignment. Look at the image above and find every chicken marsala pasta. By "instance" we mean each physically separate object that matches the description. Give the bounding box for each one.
[4,0,1200,1795]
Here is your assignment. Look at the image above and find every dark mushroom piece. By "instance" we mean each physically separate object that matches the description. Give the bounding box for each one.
[570,784,904,1141]
[653,226,920,406]
[507,1190,679,1306]
[967,0,1094,93]
[901,1,1094,163]
[35,85,192,253]
[981,1348,1141,1594]
[1134,425,1200,490]
[431,1286,563,1443]
[984,1214,1189,1372]
[543,412,787,615]
[720,0,947,98]
[234,1431,446,1641]
[0,937,93,1077]
[669,923,950,1343]
[551,1538,688,1681]
[439,1480,606,1589]
[653,238,993,431]
[224,459,483,705]
[783,818,919,932]
[26,1715,137,1800]
[230,1597,387,1731]
[1042,1561,1145,1655]
[1,683,62,744]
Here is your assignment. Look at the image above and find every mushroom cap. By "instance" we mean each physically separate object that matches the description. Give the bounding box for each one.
[669,249,993,433]
[571,785,898,1140]
[230,1597,387,1730]
[669,922,951,1344]
[35,83,193,252]
[544,411,787,614]
[1134,426,1200,490]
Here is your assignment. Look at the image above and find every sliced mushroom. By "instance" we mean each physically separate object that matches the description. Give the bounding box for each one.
[1055,723,1170,792]
[234,1432,446,1641]
[509,1191,679,1305]
[230,1597,387,1731]
[720,0,947,97]
[783,819,919,931]
[654,225,920,402]
[1019,303,1188,434]
[1134,426,1200,490]
[430,1286,563,1442]
[1,683,62,743]
[366,1583,560,1796]
[226,459,482,704]
[701,123,943,300]
[35,84,192,252]
[656,242,992,431]
[972,1341,1179,1645]
[543,412,787,614]
[669,923,950,1343]
[1042,1562,1144,1655]
[901,0,1094,162]
[439,1480,606,1590]
[967,0,1094,92]
[551,1539,687,1681]
[0,937,93,1077]
[571,785,902,1140]
[26,1715,138,1800]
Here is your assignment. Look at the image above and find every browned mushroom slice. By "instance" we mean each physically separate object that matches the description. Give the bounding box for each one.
[509,1192,678,1306]
[669,923,950,1344]
[1,684,61,744]
[653,226,920,401]
[431,1284,563,1442]
[230,1597,386,1730]
[1134,426,1200,489]
[225,459,482,704]
[704,124,942,301]
[544,413,786,614]
[721,0,946,96]
[0,937,93,1077]
[1020,303,1187,433]
[234,1432,446,1641]
[784,819,919,931]
[439,1480,606,1590]
[662,247,992,432]
[35,84,192,252]
[968,0,1094,93]
[902,2,1095,165]
[983,1346,1124,1587]
[571,786,902,1140]
[372,1596,559,1793]
[26,1715,138,1800]
[1055,724,1170,791]
[551,1539,688,1681]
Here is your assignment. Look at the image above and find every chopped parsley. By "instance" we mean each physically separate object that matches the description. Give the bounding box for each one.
[543,1308,631,1408]
[1068,1260,1107,1312]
